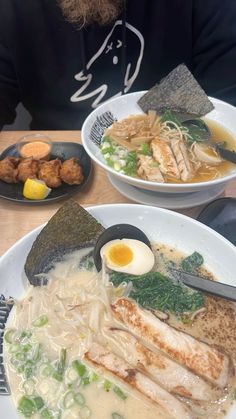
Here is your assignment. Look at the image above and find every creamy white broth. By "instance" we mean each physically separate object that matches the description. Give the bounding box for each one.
[5,248,167,419]
[4,245,236,419]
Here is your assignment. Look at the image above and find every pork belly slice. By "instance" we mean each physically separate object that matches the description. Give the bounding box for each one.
[106,328,218,401]
[85,342,193,419]
[151,138,180,179]
[137,155,164,182]
[171,139,194,181]
[111,299,230,388]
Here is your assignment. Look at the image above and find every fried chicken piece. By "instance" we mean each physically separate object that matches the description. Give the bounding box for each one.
[60,157,84,185]
[0,157,20,183]
[38,159,62,188]
[17,157,39,183]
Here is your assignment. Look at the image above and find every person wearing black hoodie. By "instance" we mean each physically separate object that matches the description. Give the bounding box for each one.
[0,0,236,130]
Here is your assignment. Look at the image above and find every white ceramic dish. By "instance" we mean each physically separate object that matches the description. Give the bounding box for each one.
[1,204,236,418]
[108,173,225,209]
[81,91,236,194]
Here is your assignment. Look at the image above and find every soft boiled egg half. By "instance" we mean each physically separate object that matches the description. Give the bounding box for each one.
[100,238,155,275]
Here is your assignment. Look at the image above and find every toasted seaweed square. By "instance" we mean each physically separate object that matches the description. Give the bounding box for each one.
[24,201,104,286]
[138,64,214,117]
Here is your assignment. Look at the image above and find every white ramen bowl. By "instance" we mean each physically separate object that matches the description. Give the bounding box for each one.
[81,92,236,193]
[0,204,236,418]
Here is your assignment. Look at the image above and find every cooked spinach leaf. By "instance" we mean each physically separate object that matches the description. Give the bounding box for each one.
[180,251,204,273]
[184,119,209,143]
[109,271,204,315]
[161,110,182,126]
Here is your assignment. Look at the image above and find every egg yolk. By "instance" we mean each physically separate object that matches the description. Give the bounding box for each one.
[107,243,133,267]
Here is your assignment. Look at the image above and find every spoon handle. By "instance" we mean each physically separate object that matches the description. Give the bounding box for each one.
[217,146,236,164]
[170,268,236,302]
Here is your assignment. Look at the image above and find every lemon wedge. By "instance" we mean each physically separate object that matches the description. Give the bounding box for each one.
[23,178,52,200]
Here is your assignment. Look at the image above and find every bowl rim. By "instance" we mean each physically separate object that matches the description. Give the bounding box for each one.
[81,92,236,190]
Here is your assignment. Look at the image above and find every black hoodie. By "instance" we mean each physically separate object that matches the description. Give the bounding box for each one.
[0,0,236,129]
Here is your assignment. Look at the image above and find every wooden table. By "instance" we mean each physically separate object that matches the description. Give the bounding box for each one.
[1,130,236,257]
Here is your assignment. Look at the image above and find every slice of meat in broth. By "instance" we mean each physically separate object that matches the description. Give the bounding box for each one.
[137,155,164,182]
[104,328,219,401]
[111,298,230,388]
[171,139,194,181]
[85,342,193,419]
[151,139,180,179]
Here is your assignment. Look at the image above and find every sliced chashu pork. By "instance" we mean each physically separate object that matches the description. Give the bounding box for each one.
[151,138,180,179]
[86,342,193,419]
[111,298,231,388]
[137,155,164,182]
[104,328,219,401]
[171,139,194,181]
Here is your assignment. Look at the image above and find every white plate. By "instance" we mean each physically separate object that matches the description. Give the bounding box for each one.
[1,204,236,418]
[81,91,236,193]
[108,173,225,209]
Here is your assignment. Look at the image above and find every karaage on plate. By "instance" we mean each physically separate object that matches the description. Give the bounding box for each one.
[17,157,39,183]
[38,159,62,188]
[60,157,84,185]
[0,157,20,183]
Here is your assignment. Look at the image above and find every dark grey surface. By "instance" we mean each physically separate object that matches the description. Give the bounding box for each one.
[197,197,236,245]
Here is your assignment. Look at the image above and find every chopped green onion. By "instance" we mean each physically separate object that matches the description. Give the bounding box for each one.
[103,379,112,391]
[53,348,67,381]
[74,392,85,406]
[91,372,99,382]
[65,366,79,383]
[22,379,36,396]
[24,361,34,379]
[63,391,75,409]
[15,352,26,361]
[4,328,16,344]
[20,330,32,340]
[72,360,87,377]
[33,396,44,410]
[113,386,127,400]
[58,348,67,373]
[40,408,53,419]
[17,396,36,417]
[9,343,20,353]
[17,365,25,374]
[23,344,32,353]
[32,343,41,362]
[10,356,22,369]
[82,376,90,386]
[39,363,53,378]
[33,315,48,328]
[52,371,63,382]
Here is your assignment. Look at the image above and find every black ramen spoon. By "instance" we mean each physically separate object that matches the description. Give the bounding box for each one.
[170,268,236,302]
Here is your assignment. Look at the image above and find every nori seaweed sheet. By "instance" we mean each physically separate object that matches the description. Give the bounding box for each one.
[24,200,104,286]
[138,64,214,117]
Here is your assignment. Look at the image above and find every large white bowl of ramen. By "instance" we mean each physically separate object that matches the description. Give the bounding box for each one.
[1,203,236,419]
[81,92,236,193]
